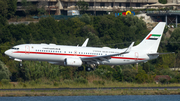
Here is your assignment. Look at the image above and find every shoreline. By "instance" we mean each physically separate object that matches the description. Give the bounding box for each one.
[0,89,180,97]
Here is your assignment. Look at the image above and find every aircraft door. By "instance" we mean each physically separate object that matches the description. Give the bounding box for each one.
[74,50,77,56]
[25,45,30,54]
[135,52,139,61]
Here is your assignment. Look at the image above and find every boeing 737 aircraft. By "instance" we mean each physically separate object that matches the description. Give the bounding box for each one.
[5,22,167,70]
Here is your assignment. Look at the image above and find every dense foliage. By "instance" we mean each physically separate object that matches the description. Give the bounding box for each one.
[158,0,167,4]
[76,0,89,14]
[0,0,17,19]
[0,61,11,81]
[0,13,179,84]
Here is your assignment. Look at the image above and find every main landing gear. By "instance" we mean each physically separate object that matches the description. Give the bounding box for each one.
[78,65,93,71]
[78,64,98,71]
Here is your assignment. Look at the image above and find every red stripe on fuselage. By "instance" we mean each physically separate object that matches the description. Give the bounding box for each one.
[146,34,152,40]
[13,51,145,60]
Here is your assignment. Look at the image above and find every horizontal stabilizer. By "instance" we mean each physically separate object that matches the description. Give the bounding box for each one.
[148,52,174,56]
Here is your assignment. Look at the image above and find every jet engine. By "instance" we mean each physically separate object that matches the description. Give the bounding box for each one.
[64,57,82,67]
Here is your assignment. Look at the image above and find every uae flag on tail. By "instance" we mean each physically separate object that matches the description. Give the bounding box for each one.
[146,34,161,40]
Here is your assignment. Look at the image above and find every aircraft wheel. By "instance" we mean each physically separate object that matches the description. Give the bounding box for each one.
[20,62,22,67]
[86,67,91,71]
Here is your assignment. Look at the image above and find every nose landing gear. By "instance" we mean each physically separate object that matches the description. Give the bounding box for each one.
[20,62,22,67]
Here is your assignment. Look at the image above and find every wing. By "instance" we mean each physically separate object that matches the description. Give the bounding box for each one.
[81,42,134,63]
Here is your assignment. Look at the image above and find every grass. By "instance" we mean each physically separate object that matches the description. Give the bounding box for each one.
[1,79,180,97]
[0,89,180,97]
[0,79,180,89]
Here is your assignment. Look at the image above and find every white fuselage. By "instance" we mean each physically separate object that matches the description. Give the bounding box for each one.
[4,44,157,66]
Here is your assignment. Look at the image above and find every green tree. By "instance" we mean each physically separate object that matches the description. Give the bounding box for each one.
[37,0,48,15]
[158,0,167,4]
[0,0,17,19]
[79,14,91,24]
[168,28,180,52]
[0,0,8,17]
[113,66,123,81]
[6,0,17,18]
[0,16,8,29]
[76,0,88,14]
[135,66,152,83]
[122,68,137,82]
[0,61,11,81]
[21,0,37,16]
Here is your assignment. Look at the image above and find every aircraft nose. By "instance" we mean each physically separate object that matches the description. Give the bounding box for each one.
[4,50,10,56]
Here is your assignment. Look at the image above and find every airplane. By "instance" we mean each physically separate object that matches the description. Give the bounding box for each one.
[4,22,169,71]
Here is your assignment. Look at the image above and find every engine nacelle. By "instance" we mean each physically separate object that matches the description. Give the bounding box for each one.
[64,57,82,67]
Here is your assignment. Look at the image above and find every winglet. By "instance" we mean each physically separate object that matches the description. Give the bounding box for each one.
[125,42,134,53]
[82,38,89,47]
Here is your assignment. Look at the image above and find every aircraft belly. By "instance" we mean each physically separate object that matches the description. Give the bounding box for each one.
[16,53,65,62]
[36,54,65,62]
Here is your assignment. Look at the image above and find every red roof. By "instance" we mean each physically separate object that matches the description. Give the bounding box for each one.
[154,75,171,82]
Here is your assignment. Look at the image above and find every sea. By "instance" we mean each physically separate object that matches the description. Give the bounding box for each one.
[0,95,180,101]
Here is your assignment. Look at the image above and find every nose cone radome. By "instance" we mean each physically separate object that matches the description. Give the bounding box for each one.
[4,50,10,56]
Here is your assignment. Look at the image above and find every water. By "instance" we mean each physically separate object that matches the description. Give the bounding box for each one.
[0,95,180,101]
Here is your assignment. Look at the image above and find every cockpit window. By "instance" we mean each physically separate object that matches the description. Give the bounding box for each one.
[11,48,19,50]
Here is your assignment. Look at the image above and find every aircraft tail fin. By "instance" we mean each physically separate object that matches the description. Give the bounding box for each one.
[133,22,166,53]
